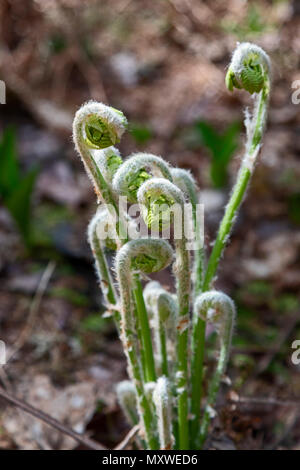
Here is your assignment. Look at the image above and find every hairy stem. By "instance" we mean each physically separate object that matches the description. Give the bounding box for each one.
[73,104,156,387]
[191,43,270,446]
[190,165,251,447]
[159,326,169,377]
[116,239,173,449]
[133,274,157,382]
[91,231,120,324]
[196,292,235,448]
[174,237,191,449]
[116,260,158,448]
[153,377,174,450]
[171,168,204,296]
[137,178,191,449]
[144,281,178,379]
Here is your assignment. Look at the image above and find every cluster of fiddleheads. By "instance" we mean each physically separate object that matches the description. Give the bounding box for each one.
[73,42,271,450]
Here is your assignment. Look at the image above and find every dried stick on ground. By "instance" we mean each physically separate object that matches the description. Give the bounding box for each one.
[7,261,56,363]
[114,425,140,450]
[228,395,300,409]
[0,387,106,451]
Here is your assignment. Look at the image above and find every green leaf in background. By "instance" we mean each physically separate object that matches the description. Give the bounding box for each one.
[130,123,152,145]
[80,313,110,333]
[48,34,67,55]
[50,286,89,307]
[221,4,273,40]
[5,167,38,246]
[0,127,21,198]
[0,127,38,248]
[288,193,300,225]
[195,120,241,188]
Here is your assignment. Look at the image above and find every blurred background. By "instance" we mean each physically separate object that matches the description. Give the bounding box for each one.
[0,0,299,450]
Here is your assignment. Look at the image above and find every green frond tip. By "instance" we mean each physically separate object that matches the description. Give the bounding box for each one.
[105,236,118,251]
[131,253,157,273]
[119,239,173,275]
[84,112,126,149]
[127,168,151,200]
[225,68,241,92]
[226,43,270,95]
[145,194,175,231]
[107,152,123,174]
[226,61,264,94]
[111,107,128,125]
[240,56,265,94]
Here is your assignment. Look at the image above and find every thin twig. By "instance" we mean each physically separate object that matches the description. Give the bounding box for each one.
[0,386,107,450]
[0,367,12,392]
[114,425,140,450]
[229,395,300,409]
[7,261,56,363]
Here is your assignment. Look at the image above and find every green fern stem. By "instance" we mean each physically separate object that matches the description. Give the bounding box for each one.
[191,43,270,447]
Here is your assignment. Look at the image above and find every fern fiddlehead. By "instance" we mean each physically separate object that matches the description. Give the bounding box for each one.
[144,281,178,378]
[137,178,191,449]
[88,207,119,326]
[112,152,172,203]
[153,377,174,450]
[194,292,236,447]
[93,146,123,186]
[190,44,271,446]
[73,41,271,451]
[171,168,204,295]
[74,102,158,385]
[116,238,173,449]
[116,380,139,427]
[73,101,127,207]
[204,42,271,290]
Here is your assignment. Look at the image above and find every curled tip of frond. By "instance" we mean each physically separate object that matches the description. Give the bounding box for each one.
[144,281,178,321]
[137,177,185,230]
[87,207,106,245]
[116,380,136,400]
[226,42,271,95]
[143,280,162,303]
[94,146,123,183]
[171,168,198,205]
[153,377,169,407]
[153,377,174,450]
[194,290,236,326]
[138,177,185,206]
[115,238,174,275]
[144,381,156,400]
[73,101,127,150]
[116,380,137,424]
[88,206,117,251]
[112,153,172,203]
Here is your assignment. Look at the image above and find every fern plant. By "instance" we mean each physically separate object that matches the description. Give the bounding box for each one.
[72,42,271,450]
